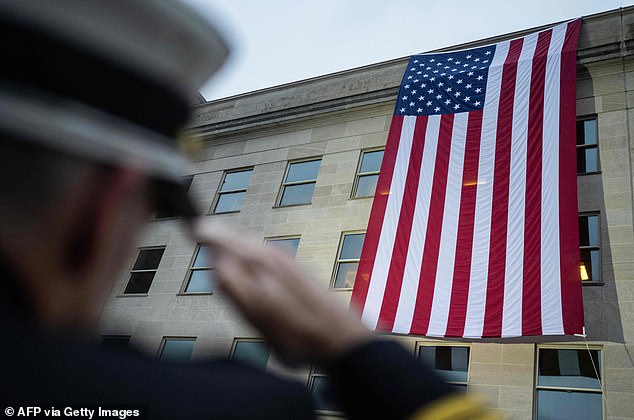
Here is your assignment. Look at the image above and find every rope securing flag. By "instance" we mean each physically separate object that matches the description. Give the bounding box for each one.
[351,20,584,338]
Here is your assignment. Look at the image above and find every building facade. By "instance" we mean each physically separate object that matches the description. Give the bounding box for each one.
[98,7,634,419]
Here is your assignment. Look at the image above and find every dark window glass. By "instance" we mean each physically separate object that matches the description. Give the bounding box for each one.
[124,272,155,294]
[159,339,195,363]
[332,233,365,289]
[213,169,253,214]
[266,238,300,257]
[579,215,600,283]
[280,183,316,206]
[579,215,599,247]
[538,349,601,389]
[155,177,193,219]
[576,118,599,174]
[101,336,130,348]
[132,249,164,270]
[311,376,343,412]
[232,341,271,370]
[124,248,165,294]
[536,348,603,420]
[418,346,469,384]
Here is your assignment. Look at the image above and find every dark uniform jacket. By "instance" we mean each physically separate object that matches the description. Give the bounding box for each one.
[0,260,493,420]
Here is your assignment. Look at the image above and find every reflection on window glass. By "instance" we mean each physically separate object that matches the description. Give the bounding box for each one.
[266,238,300,258]
[332,233,365,289]
[232,340,271,370]
[159,339,195,363]
[418,346,469,388]
[536,348,602,420]
[354,150,383,198]
[213,168,253,214]
[279,160,321,206]
[576,118,599,174]
[184,245,214,293]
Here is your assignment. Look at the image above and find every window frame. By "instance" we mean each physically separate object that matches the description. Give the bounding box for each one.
[264,235,301,258]
[156,336,197,362]
[275,157,322,208]
[351,148,384,199]
[307,366,345,416]
[179,244,214,295]
[579,211,602,286]
[229,338,271,370]
[415,342,471,389]
[330,231,366,291]
[576,116,600,176]
[120,246,165,296]
[210,167,254,215]
[534,344,604,420]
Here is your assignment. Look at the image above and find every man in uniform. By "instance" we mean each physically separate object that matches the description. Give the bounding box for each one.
[0,1,494,418]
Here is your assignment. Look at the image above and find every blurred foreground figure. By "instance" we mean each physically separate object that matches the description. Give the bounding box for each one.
[0,1,496,418]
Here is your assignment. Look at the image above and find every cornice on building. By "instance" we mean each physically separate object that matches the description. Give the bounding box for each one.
[188,6,634,138]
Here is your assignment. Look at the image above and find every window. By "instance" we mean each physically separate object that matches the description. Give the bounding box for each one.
[157,338,196,363]
[230,339,271,370]
[212,168,253,214]
[536,347,603,420]
[417,345,469,391]
[123,247,165,294]
[181,245,214,294]
[278,159,321,206]
[353,149,384,198]
[577,117,599,174]
[331,233,365,290]
[308,366,343,413]
[265,237,301,258]
[154,176,194,219]
[579,214,601,283]
[101,336,130,349]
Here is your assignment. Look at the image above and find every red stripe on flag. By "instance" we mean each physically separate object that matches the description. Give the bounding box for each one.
[351,115,404,313]
[410,114,454,335]
[558,20,584,334]
[377,117,428,331]
[482,39,524,337]
[445,110,483,337]
[522,29,552,336]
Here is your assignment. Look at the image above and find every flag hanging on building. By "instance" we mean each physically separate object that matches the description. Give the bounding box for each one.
[351,20,584,338]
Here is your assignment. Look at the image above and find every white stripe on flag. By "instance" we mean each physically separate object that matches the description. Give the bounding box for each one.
[501,32,539,337]
[541,23,567,335]
[361,116,417,329]
[463,40,510,338]
[427,112,469,337]
[392,116,441,334]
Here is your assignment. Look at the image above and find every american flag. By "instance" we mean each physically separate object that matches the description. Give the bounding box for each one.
[351,20,584,338]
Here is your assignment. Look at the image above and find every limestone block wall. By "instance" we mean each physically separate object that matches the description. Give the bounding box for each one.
[97,7,634,420]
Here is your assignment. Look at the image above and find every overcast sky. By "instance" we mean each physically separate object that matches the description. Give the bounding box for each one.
[183,1,633,101]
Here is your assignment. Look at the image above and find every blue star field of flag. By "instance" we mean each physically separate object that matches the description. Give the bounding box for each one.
[395,45,497,117]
